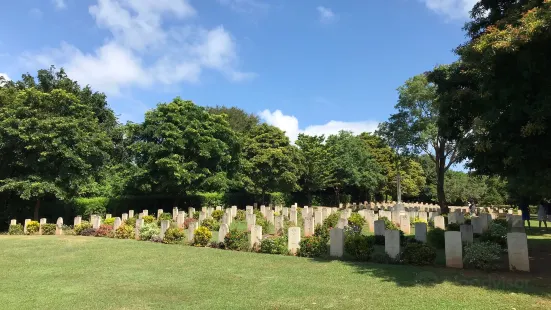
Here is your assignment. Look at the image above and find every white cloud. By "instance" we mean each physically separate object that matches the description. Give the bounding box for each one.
[0,73,10,85]
[218,0,269,13]
[421,0,478,19]
[317,6,337,24]
[259,109,378,143]
[53,0,66,10]
[21,0,254,95]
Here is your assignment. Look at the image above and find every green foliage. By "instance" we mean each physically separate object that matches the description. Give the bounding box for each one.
[40,223,57,235]
[73,197,109,219]
[427,228,445,249]
[401,243,436,266]
[269,192,292,206]
[74,221,93,235]
[296,134,331,203]
[223,228,249,251]
[446,223,460,231]
[235,210,246,221]
[95,224,113,237]
[207,106,260,134]
[8,224,24,235]
[201,218,220,231]
[411,217,427,225]
[347,213,366,232]
[259,235,288,255]
[125,217,136,227]
[464,241,502,271]
[380,217,398,230]
[492,218,508,228]
[480,222,507,248]
[322,213,340,230]
[371,252,396,264]
[344,232,375,261]
[114,225,134,239]
[103,217,115,225]
[26,221,40,234]
[297,236,327,258]
[139,223,160,241]
[211,210,224,221]
[163,228,185,244]
[198,192,224,207]
[314,224,329,242]
[142,215,155,224]
[193,226,212,247]
[157,212,172,225]
[192,212,200,220]
[79,228,96,236]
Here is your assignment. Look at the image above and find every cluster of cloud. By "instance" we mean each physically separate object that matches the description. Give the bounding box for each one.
[421,0,478,19]
[259,109,378,143]
[217,0,269,14]
[22,0,254,95]
[53,0,66,10]
[317,6,337,24]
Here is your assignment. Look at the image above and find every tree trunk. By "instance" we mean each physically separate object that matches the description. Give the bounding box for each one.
[34,199,41,220]
[436,143,448,214]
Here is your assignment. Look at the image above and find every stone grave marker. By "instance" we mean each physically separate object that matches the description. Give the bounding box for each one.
[330,228,344,257]
[460,224,473,244]
[415,222,427,243]
[385,230,400,259]
[374,220,385,236]
[434,216,445,230]
[445,231,463,268]
[288,227,301,254]
[507,232,529,272]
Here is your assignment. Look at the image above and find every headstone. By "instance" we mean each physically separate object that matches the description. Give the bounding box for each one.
[304,216,315,237]
[74,216,82,226]
[138,213,143,219]
[337,217,348,229]
[106,214,112,219]
[24,219,30,234]
[114,217,122,231]
[246,213,256,231]
[135,219,144,240]
[246,205,254,215]
[56,217,63,235]
[122,213,128,222]
[188,207,195,218]
[157,209,164,219]
[385,230,400,259]
[282,207,289,218]
[374,220,385,236]
[434,216,445,230]
[10,219,16,226]
[275,215,284,233]
[290,209,298,225]
[448,212,458,224]
[199,211,206,224]
[173,207,179,219]
[471,216,482,234]
[142,210,148,216]
[428,211,436,221]
[177,213,185,228]
[415,222,427,243]
[288,227,301,254]
[266,209,275,225]
[92,215,101,229]
[40,218,47,225]
[321,208,329,222]
[314,210,323,225]
[260,205,266,217]
[508,208,513,215]
[460,224,473,244]
[445,231,463,268]
[187,222,199,243]
[330,228,344,257]
[128,210,134,218]
[511,215,523,228]
[456,213,465,225]
[231,206,237,218]
[418,211,428,222]
[507,232,529,272]
[480,213,490,232]
[250,225,262,248]
[216,206,222,211]
[400,216,411,234]
[218,224,230,243]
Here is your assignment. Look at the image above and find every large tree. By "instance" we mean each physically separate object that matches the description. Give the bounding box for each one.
[296,134,331,205]
[128,98,240,204]
[0,76,112,219]
[207,106,260,134]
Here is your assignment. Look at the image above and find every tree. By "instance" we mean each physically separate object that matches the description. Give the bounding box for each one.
[296,134,331,205]
[207,106,260,134]
[441,0,551,199]
[128,98,240,204]
[241,123,300,203]
[416,154,437,202]
[326,131,384,203]
[379,73,466,212]
[0,79,112,219]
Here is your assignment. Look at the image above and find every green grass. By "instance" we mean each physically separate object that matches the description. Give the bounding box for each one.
[1,236,550,310]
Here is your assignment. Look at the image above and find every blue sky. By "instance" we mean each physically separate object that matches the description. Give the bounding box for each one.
[0,0,477,142]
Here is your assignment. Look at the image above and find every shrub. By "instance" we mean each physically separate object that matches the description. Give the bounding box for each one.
[115,225,134,239]
[192,211,200,220]
[157,212,172,225]
[95,224,114,237]
[80,228,96,236]
[211,210,224,221]
[371,252,394,264]
[235,210,246,221]
[125,217,136,227]
[42,224,56,235]
[480,222,507,248]
[492,218,508,228]
[163,228,185,244]
[464,241,502,271]
[255,216,272,233]
[142,215,156,224]
[139,223,160,241]
[259,236,288,255]
[314,224,329,242]
[75,221,93,235]
[8,224,24,235]
[348,213,366,232]
[380,217,399,230]
[446,223,460,231]
[184,218,197,229]
[224,229,250,251]
[427,228,446,249]
[103,217,115,225]
[73,197,109,218]
[193,226,212,247]
[322,213,340,230]
[62,225,75,236]
[26,221,40,234]
[298,236,327,257]
[401,243,436,266]
[197,192,224,207]
[201,218,220,231]
[374,235,385,245]
[344,232,375,261]
[150,236,164,243]
[411,217,427,225]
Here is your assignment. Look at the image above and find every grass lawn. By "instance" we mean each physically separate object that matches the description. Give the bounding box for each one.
[1,236,550,309]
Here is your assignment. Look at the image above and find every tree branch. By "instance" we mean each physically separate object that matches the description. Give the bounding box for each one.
[445,148,459,170]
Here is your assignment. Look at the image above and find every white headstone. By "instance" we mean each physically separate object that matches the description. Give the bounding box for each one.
[218,223,230,243]
[445,231,463,268]
[105,214,112,219]
[415,222,427,243]
[314,210,322,226]
[246,205,254,215]
[128,210,134,218]
[188,207,195,218]
[173,207,179,219]
[400,215,411,234]
[266,209,275,225]
[135,218,144,240]
[385,230,400,259]
[460,224,473,244]
[337,218,347,229]
[114,217,122,230]
[10,219,17,226]
[374,220,385,236]
[304,216,315,237]
[142,210,148,216]
[471,216,482,234]
[246,213,256,231]
[187,222,199,243]
[288,227,301,254]
[250,225,262,248]
[507,232,530,272]
[122,213,128,222]
[434,216,445,230]
[290,209,298,225]
[330,228,344,257]
[199,211,206,224]
[275,215,284,233]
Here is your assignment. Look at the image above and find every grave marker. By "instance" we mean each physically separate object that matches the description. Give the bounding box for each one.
[114,217,122,231]
[415,222,427,243]
[460,224,473,244]
[507,232,529,272]
[385,230,400,259]
[374,220,385,236]
[434,216,445,230]
[330,228,344,257]
[445,231,463,268]
[218,224,230,243]
[288,227,301,254]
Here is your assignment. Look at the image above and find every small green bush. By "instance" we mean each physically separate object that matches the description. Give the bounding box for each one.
[235,210,246,221]
[211,210,224,221]
[492,218,508,228]
[322,213,340,229]
[380,217,399,230]
[298,236,327,257]
[201,218,220,231]
[103,217,115,225]
[464,241,502,271]
[401,243,436,266]
[75,221,93,235]
[95,224,114,237]
[446,223,460,231]
[344,232,375,261]
[125,217,136,227]
[157,212,172,225]
[255,216,272,233]
[115,225,134,239]
[411,217,427,225]
[314,224,329,242]
[193,226,212,247]
[163,228,185,244]
[8,224,24,235]
[80,228,96,236]
[192,211,200,220]
[41,223,57,235]
[427,228,446,249]
[259,235,288,255]
[139,223,160,241]
[26,221,40,234]
[371,252,395,264]
[348,213,366,232]
[480,222,507,248]
[73,197,109,218]
[142,215,156,224]
[224,228,249,251]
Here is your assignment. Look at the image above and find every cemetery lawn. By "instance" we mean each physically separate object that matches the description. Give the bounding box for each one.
[1,236,550,310]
